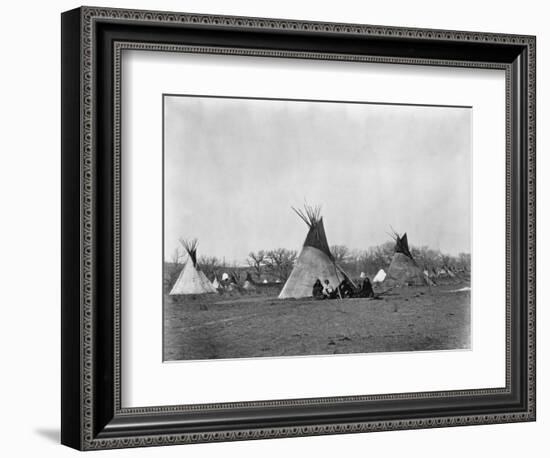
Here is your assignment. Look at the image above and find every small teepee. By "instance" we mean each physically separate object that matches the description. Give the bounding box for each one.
[385,231,431,286]
[169,239,218,295]
[211,276,220,289]
[279,205,353,299]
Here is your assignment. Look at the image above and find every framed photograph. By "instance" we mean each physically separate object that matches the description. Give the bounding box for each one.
[61,6,536,450]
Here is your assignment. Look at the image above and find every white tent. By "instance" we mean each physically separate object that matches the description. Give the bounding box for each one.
[201,271,217,291]
[373,269,386,283]
[169,239,218,295]
[279,205,353,299]
[211,276,220,289]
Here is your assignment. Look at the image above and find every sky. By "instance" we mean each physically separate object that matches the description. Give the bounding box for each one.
[164,95,471,264]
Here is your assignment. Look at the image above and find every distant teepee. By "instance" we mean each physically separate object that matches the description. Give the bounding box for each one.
[211,276,220,289]
[279,205,353,299]
[169,239,218,295]
[385,231,432,286]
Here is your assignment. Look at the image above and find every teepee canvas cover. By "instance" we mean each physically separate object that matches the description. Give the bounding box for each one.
[169,239,218,295]
[279,205,352,299]
[385,232,430,286]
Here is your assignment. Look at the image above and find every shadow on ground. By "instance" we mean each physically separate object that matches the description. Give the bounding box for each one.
[35,428,59,443]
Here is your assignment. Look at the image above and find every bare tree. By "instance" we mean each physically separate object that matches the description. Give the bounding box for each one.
[247,250,266,280]
[346,242,394,277]
[170,247,183,266]
[166,248,184,292]
[371,242,394,267]
[439,253,452,270]
[198,256,221,279]
[330,245,350,264]
[457,252,471,271]
[410,246,442,270]
[264,248,297,281]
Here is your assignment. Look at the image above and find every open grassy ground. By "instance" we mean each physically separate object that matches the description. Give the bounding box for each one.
[163,282,471,361]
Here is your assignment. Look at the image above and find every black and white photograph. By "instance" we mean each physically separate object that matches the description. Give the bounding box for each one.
[53,2,538,453]
[163,94,472,361]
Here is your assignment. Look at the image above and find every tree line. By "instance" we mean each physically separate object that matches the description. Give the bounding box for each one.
[329,242,471,279]
[168,243,470,284]
[168,247,298,283]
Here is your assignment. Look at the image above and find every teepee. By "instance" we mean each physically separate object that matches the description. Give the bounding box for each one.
[385,231,431,286]
[211,276,220,289]
[169,239,218,295]
[278,205,353,299]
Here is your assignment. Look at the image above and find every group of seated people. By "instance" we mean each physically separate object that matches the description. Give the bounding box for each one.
[312,276,375,300]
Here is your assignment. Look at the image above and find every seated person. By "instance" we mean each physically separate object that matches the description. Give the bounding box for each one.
[338,278,355,298]
[312,279,324,299]
[359,276,375,298]
[323,279,336,299]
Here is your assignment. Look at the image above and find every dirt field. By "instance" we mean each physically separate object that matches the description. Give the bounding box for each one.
[163,282,471,361]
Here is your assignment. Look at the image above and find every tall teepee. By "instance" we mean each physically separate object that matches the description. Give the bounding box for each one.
[278,205,352,299]
[385,231,431,286]
[169,239,218,295]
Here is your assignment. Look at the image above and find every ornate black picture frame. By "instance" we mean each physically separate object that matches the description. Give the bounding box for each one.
[61,6,536,450]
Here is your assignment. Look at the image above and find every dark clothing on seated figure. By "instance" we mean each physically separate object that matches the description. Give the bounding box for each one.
[312,279,325,299]
[357,277,374,298]
[337,278,355,298]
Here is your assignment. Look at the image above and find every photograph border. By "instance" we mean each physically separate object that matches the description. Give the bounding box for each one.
[161,92,475,363]
[61,6,536,450]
